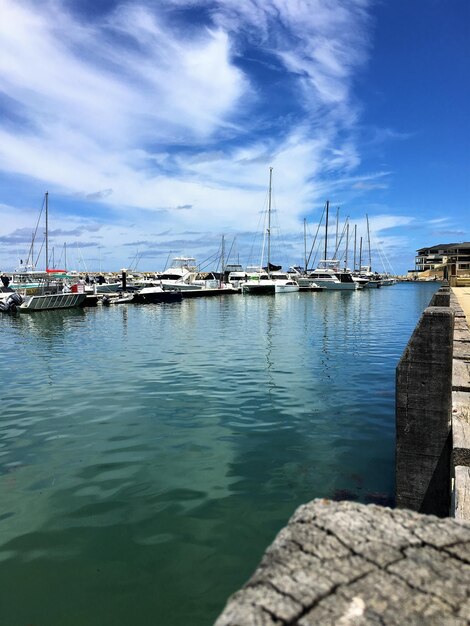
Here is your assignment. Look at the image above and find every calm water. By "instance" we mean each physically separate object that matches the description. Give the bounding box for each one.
[0,282,438,626]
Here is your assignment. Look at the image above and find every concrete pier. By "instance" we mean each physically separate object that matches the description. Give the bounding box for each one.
[395,284,470,519]
[395,304,454,516]
[450,289,470,520]
[215,499,470,625]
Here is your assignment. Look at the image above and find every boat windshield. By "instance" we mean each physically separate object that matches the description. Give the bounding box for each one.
[336,273,354,283]
[161,274,183,281]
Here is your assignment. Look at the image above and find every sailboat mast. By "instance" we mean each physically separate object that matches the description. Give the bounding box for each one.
[220,234,225,287]
[353,224,357,271]
[324,200,329,261]
[366,213,372,270]
[335,207,339,256]
[267,167,273,277]
[45,191,49,271]
[345,222,349,270]
[359,236,363,273]
[303,218,307,273]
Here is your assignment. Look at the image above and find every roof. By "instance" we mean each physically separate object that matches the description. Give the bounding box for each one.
[416,242,470,254]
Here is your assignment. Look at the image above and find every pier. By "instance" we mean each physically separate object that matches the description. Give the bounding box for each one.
[396,283,470,519]
[215,283,470,625]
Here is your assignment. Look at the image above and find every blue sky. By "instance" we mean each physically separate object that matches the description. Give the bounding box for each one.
[0,0,468,274]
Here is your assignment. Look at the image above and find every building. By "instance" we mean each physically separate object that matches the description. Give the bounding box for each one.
[413,242,470,279]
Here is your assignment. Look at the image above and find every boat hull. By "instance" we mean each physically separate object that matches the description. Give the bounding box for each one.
[242,284,276,295]
[275,284,299,293]
[180,288,237,298]
[314,281,359,290]
[133,291,182,304]
[161,282,203,291]
[19,292,87,312]
[94,283,123,294]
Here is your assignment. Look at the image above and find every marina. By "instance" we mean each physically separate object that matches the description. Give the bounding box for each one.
[0,281,438,626]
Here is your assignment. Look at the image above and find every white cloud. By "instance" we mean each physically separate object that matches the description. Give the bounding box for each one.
[208,0,370,111]
[2,0,416,272]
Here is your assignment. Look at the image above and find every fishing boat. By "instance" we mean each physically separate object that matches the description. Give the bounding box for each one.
[133,285,182,304]
[157,257,204,291]
[226,264,246,290]
[270,271,300,293]
[102,285,182,305]
[242,268,275,295]
[300,261,360,290]
[17,291,87,312]
[10,193,88,311]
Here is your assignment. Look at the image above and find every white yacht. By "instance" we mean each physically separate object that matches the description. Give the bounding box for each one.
[241,269,275,295]
[156,257,203,291]
[226,264,247,291]
[301,261,361,290]
[352,266,381,288]
[270,271,300,293]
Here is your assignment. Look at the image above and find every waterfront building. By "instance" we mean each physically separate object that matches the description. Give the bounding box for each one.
[412,242,470,280]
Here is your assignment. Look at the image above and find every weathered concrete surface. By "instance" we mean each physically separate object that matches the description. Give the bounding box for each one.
[451,289,470,520]
[429,291,451,307]
[396,307,454,516]
[454,467,470,520]
[454,341,470,361]
[215,500,470,626]
[454,327,470,342]
[452,360,470,392]
[453,391,470,469]
[452,287,470,321]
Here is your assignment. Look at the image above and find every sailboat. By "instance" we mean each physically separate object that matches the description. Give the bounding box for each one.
[299,201,360,290]
[15,192,87,311]
[242,168,299,295]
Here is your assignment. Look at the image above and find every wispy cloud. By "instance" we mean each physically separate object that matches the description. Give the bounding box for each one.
[0,0,421,271]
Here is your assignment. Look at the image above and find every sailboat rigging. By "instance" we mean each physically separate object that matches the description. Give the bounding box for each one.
[242,168,299,294]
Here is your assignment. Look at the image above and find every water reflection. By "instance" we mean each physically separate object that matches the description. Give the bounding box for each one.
[264,297,276,395]
[12,308,86,342]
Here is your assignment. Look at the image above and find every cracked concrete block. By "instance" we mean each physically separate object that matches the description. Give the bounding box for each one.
[215,500,470,626]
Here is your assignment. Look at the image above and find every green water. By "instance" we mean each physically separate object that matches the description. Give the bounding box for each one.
[0,282,438,625]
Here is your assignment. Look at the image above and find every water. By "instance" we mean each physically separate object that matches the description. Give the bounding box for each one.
[0,282,438,625]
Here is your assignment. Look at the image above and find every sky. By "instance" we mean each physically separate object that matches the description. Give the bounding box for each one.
[0,0,468,275]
